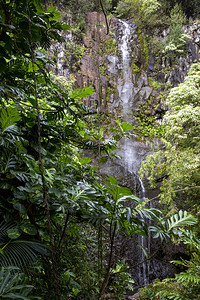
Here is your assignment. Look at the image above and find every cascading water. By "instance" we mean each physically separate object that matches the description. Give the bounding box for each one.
[49,11,200,289]
[138,176,150,286]
[117,19,150,287]
[118,20,134,114]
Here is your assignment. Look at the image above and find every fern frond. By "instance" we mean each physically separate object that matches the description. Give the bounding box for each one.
[167,210,197,231]
[181,231,200,253]
[11,171,29,182]
[176,271,200,284]
[4,155,17,171]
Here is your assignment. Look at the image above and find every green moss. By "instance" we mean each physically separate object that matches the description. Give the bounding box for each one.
[139,32,149,70]
[131,61,141,74]
[104,38,116,55]
[148,77,164,90]
[106,86,114,102]
[133,96,166,140]
[99,65,106,76]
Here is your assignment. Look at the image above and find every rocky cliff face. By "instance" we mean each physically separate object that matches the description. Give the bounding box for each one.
[74,13,200,289]
[50,12,200,289]
[75,13,200,113]
[50,13,200,117]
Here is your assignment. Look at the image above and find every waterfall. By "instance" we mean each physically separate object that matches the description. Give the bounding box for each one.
[138,177,150,286]
[117,19,150,287]
[118,20,134,115]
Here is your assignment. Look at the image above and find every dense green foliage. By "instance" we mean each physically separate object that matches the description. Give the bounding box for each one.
[0,0,161,299]
[139,41,200,300]
[139,230,200,299]
[1,0,200,299]
[140,63,200,216]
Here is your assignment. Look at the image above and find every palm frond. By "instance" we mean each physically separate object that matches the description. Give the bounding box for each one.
[0,222,48,267]
[167,210,197,231]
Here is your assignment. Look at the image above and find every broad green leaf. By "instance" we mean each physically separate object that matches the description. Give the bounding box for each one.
[106,175,118,186]
[0,107,21,131]
[72,288,80,296]
[20,223,37,235]
[7,228,21,239]
[28,62,39,72]
[60,23,71,30]
[117,186,132,197]
[13,203,26,214]
[116,195,141,205]
[120,122,134,131]
[116,120,133,132]
[80,157,92,165]
[71,87,94,100]
[47,6,61,21]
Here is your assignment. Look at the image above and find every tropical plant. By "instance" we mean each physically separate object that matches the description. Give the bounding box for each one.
[149,210,197,242]
[94,176,197,298]
[162,4,188,57]
[139,230,200,299]
[109,260,135,299]
[1,1,199,299]
[140,63,200,218]
[115,0,167,34]
[0,267,33,300]
[0,221,47,267]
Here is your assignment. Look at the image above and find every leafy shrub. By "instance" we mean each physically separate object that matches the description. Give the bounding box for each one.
[162,5,189,57]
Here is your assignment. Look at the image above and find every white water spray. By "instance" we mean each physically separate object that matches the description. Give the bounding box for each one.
[118,20,134,114]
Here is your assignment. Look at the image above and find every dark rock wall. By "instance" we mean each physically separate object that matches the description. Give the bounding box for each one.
[50,12,200,289]
[75,13,200,289]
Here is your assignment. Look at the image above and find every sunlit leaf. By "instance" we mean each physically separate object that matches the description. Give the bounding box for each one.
[80,157,92,165]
